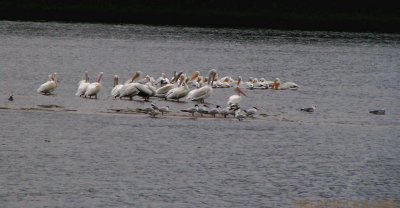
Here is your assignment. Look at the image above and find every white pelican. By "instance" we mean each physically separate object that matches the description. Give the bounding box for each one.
[272,78,298,90]
[187,69,217,103]
[37,73,57,95]
[166,75,190,102]
[119,71,142,100]
[227,76,246,107]
[155,73,170,86]
[75,71,90,97]
[84,72,103,99]
[155,71,183,98]
[280,81,299,90]
[111,75,124,99]
[136,81,157,101]
[181,104,199,116]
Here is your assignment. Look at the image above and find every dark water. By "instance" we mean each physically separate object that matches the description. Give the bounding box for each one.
[0,21,399,207]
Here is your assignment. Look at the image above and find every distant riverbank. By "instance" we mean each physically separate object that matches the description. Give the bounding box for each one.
[1,0,399,33]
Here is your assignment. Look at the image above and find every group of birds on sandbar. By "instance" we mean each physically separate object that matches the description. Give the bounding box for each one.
[35,69,301,121]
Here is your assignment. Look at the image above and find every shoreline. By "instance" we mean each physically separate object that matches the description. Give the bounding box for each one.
[0,1,399,34]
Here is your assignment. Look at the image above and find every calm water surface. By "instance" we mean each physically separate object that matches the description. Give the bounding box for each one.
[0,21,399,207]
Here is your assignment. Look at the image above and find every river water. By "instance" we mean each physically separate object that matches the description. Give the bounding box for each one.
[0,21,399,207]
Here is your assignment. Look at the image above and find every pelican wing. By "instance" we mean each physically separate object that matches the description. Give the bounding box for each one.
[75,81,89,96]
[187,85,212,101]
[37,81,57,93]
[84,82,101,97]
[111,84,124,97]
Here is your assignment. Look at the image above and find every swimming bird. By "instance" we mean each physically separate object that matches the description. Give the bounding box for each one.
[181,104,199,116]
[300,105,316,112]
[75,71,90,97]
[369,109,385,115]
[227,76,246,107]
[187,69,217,103]
[244,107,258,117]
[271,78,281,90]
[84,72,103,99]
[37,73,58,95]
[111,75,124,99]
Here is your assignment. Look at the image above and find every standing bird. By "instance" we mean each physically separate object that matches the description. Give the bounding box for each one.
[227,76,246,107]
[244,107,258,117]
[181,104,199,116]
[187,69,217,103]
[208,105,221,117]
[234,108,246,121]
[37,73,58,95]
[111,75,124,99]
[84,72,103,99]
[119,71,142,100]
[197,104,209,116]
[75,71,90,97]
[150,103,171,116]
[166,75,190,102]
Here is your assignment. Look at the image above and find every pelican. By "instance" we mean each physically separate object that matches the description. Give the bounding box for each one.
[75,71,90,97]
[166,75,190,102]
[136,81,157,101]
[187,69,217,103]
[181,104,199,116]
[84,72,103,99]
[119,71,142,100]
[37,73,57,94]
[154,71,183,98]
[111,75,124,99]
[280,81,299,90]
[155,73,170,86]
[227,76,246,107]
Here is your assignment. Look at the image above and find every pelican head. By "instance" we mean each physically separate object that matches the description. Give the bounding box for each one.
[85,71,89,82]
[113,75,119,86]
[190,71,200,81]
[171,71,183,83]
[131,71,142,82]
[97,72,104,83]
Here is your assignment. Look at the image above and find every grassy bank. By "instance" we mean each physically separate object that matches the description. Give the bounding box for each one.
[0,0,399,33]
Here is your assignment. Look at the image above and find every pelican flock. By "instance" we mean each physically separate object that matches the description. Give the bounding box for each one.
[33,68,302,121]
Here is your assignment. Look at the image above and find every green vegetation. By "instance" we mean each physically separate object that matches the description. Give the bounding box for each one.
[0,0,399,33]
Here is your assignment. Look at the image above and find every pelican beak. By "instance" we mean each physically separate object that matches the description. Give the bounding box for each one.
[172,71,183,83]
[237,87,247,96]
